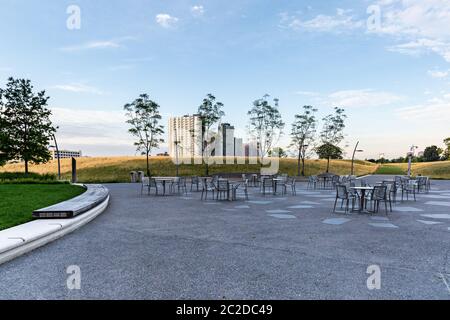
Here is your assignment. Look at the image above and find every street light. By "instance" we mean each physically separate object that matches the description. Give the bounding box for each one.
[407,145,419,177]
[351,141,364,176]
[49,134,61,180]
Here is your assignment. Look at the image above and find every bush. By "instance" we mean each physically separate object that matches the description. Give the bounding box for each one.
[0,172,61,184]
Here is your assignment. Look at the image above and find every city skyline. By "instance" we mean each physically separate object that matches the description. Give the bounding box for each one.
[1,0,449,159]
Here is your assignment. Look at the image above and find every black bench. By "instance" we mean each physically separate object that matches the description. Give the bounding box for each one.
[32,184,109,219]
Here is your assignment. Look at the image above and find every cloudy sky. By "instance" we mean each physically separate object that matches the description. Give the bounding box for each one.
[1,0,449,159]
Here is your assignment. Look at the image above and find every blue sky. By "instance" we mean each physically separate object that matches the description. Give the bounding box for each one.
[1,0,450,159]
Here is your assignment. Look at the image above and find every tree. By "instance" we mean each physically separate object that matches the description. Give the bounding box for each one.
[290,105,318,176]
[319,107,347,172]
[0,77,56,173]
[443,137,450,160]
[268,147,288,158]
[316,143,343,161]
[197,93,225,176]
[124,94,164,176]
[423,145,442,162]
[248,94,285,165]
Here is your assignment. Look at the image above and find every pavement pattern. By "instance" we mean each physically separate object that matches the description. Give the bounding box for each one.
[0,175,449,299]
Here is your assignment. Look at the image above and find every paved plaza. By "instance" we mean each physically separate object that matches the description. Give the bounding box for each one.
[0,175,449,299]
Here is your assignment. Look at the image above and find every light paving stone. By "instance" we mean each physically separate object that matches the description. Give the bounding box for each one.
[235,205,250,209]
[266,209,292,214]
[247,201,273,205]
[204,202,221,205]
[369,223,399,229]
[222,208,237,212]
[309,195,333,198]
[420,214,450,220]
[416,220,443,225]
[425,201,450,207]
[370,216,390,221]
[287,205,314,209]
[422,195,450,199]
[394,207,423,212]
[321,198,337,202]
[268,214,297,219]
[300,201,321,205]
[322,218,351,225]
[180,197,194,200]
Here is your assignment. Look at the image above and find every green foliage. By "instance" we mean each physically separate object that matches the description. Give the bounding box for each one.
[124,93,165,175]
[290,105,318,175]
[319,107,347,172]
[197,94,225,175]
[316,143,343,160]
[248,94,285,160]
[0,77,56,173]
[268,147,288,158]
[0,172,63,184]
[443,137,450,160]
[423,145,442,162]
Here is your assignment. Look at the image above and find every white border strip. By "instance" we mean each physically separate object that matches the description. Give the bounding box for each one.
[0,195,109,265]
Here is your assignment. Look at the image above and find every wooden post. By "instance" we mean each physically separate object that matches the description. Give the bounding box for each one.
[72,157,77,183]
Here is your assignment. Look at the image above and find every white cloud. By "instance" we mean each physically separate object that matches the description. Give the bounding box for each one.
[395,92,450,121]
[51,83,104,95]
[427,69,449,78]
[374,0,450,62]
[328,89,404,108]
[294,91,319,97]
[156,13,179,28]
[191,5,205,17]
[387,39,450,62]
[61,40,121,52]
[281,9,363,33]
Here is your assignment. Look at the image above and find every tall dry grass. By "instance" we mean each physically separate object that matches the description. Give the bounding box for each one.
[0,156,378,183]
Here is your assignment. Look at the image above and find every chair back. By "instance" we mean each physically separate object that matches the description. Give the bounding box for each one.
[263,177,273,187]
[372,185,387,200]
[336,185,348,199]
[191,176,199,184]
[217,180,229,191]
[142,177,149,185]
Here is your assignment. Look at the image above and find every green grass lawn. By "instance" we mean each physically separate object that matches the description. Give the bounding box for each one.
[374,164,407,175]
[0,184,86,230]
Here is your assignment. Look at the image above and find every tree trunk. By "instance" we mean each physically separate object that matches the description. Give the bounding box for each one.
[301,157,306,176]
[297,149,301,176]
[326,157,330,173]
[146,152,150,176]
[205,163,209,176]
[24,160,29,174]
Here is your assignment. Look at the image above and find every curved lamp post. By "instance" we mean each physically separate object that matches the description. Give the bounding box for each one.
[49,134,61,180]
[351,141,364,176]
[407,145,419,177]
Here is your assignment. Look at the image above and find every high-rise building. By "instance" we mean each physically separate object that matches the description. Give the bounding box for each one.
[168,114,203,158]
[50,149,82,159]
[216,123,235,157]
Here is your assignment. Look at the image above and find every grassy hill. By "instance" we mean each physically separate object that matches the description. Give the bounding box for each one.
[375,161,450,179]
[0,157,378,183]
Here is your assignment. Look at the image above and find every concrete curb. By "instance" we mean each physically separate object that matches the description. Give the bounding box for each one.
[0,191,110,265]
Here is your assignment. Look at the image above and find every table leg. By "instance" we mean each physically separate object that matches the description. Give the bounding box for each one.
[359,189,366,212]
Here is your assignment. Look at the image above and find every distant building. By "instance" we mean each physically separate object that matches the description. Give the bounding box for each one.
[51,149,82,159]
[168,114,203,158]
[157,152,169,157]
[244,141,259,157]
[234,138,244,157]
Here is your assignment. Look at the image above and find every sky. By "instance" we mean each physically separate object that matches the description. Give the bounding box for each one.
[1,0,450,159]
